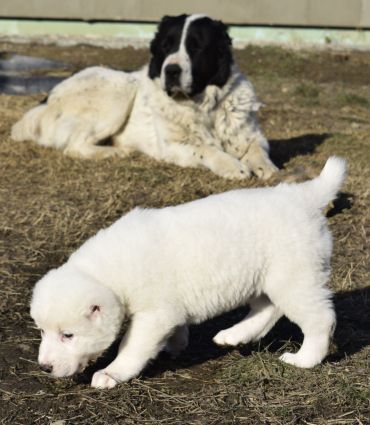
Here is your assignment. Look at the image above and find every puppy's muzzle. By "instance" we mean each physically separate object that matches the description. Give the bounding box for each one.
[165,64,182,94]
[40,363,53,374]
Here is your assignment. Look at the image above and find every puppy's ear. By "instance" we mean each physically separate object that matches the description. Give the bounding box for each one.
[210,20,233,88]
[86,305,101,320]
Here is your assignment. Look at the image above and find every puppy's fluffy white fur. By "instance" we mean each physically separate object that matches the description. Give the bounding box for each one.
[31,157,346,389]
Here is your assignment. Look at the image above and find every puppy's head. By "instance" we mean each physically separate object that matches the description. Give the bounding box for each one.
[149,14,233,97]
[30,266,124,378]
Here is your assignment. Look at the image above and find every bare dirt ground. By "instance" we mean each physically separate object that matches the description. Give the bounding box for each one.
[0,42,369,425]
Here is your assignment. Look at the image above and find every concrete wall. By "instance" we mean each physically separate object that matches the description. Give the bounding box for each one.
[1,0,370,28]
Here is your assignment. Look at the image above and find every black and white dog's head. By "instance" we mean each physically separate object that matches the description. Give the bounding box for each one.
[149,14,233,97]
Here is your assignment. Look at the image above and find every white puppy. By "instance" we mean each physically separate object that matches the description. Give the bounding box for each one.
[30,157,346,389]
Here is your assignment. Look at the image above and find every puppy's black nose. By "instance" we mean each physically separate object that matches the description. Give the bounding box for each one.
[165,64,181,80]
[40,363,53,374]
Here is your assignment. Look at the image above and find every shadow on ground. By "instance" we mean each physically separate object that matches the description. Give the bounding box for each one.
[269,133,331,168]
[327,192,354,217]
[76,285,370,384]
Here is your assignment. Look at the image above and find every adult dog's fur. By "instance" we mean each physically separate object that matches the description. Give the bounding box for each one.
[12,14,277,180]
[31,157,345,389]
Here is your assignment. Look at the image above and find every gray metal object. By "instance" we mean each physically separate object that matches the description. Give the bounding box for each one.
[0,52,71,94]
[0,52,70,71]
[0,75,66,94]
[1,0,370,28]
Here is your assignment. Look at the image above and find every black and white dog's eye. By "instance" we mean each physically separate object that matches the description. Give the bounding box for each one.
[63,333,74,339]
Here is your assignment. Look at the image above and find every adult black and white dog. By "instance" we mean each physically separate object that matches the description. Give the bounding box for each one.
[12,14,277,180]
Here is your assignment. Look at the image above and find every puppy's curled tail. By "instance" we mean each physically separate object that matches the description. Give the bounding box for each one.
[11,103,46,142]
[303,156,347,210]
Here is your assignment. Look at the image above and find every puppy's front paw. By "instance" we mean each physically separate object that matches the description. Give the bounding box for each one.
[91,370,119,389]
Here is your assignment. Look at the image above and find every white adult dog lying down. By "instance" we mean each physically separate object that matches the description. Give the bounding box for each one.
[12,14,277,180]
[31,157,346,389]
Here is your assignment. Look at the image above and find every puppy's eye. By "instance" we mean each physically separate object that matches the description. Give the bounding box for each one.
[62,333,74,339]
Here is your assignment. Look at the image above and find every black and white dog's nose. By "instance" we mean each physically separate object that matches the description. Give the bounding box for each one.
[165,64,182,81]
[40,363,53,373]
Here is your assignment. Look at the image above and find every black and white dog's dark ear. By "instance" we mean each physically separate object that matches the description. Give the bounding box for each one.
[149,15,172,56]
[149,15,186,79]
[148,38,162,79]
[209,20,233,88]
[148,16,171,79]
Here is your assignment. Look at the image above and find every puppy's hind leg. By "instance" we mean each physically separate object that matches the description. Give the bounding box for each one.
[213,295,282,347]
[267,277,336,369]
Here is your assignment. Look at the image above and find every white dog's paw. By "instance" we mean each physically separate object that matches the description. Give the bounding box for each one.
[91,370,119,389]
[279,352,319,369]
[209,155,251,180]
[213,328,245,347]
[242,154,278,180]
[220,160,251,180]
[253,162,278,180]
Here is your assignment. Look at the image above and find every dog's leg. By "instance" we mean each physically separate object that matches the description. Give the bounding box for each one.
[278,308,335,369]
[268,283,336,369]
[63,130,134,160]
[240,139,278,180]
[213,295,282,347]
[91,311,180,389]
[161,142,251,180]
[64,143,133,160]
[164,325,189,358]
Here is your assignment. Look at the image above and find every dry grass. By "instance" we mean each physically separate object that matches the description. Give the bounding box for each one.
[0,42,369,425]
